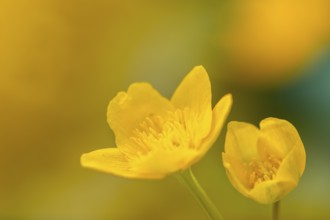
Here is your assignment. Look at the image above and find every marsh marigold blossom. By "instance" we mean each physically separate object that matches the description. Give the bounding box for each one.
[81,66,232,179]
[222,118,306,204]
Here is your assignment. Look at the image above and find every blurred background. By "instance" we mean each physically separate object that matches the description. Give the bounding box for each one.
[0,0,329,219]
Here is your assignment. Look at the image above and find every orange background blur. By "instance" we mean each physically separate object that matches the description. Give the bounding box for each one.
[1,1,329,219]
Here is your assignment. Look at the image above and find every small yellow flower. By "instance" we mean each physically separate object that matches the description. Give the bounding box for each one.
[81,66,232,179]
[222,118,306,204]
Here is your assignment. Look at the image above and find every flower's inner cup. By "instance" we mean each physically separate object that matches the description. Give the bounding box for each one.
[248,154,282,188]
[129,108,196,156]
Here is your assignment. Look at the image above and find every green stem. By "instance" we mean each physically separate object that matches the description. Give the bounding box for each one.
[272,201,280,220]
[175,168,225,220]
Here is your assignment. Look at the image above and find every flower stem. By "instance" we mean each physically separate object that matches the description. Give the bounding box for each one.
[175,168,225,220]
[272,201,280,220]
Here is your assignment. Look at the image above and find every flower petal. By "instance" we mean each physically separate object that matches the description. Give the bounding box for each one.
[259,117,306,174]
[276,141,306,184]
[81,148,139,178]
[225,121,259,163]
[222,152,250,196]
[248,179,297,204]
[171,66,212,142]
[199,94,233,155]
[107,83,173,148]
[130,148,199,179]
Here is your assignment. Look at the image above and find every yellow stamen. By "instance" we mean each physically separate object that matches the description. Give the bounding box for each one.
[128,108,196,157]
[248,154,281,188]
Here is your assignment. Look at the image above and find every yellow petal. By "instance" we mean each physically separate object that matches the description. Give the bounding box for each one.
[225,121,259,163]
[81,148,139,178]
[259,117,306,174]
[222,153,250,196]
[171,66,212,142]
[130,148,199,179]
[248,179,297,204]
[107,83,173,148]
[199,94,233,155]
[276,141,306,184]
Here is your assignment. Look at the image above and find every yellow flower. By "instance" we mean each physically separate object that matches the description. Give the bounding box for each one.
[81,66,232,179]
[222,118,306,204]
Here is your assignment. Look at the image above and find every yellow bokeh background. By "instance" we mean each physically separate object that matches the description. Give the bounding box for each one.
[1,1,329,219]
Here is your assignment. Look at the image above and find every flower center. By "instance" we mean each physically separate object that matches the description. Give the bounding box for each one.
[129,108,194,155]
[248,155,281,188]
